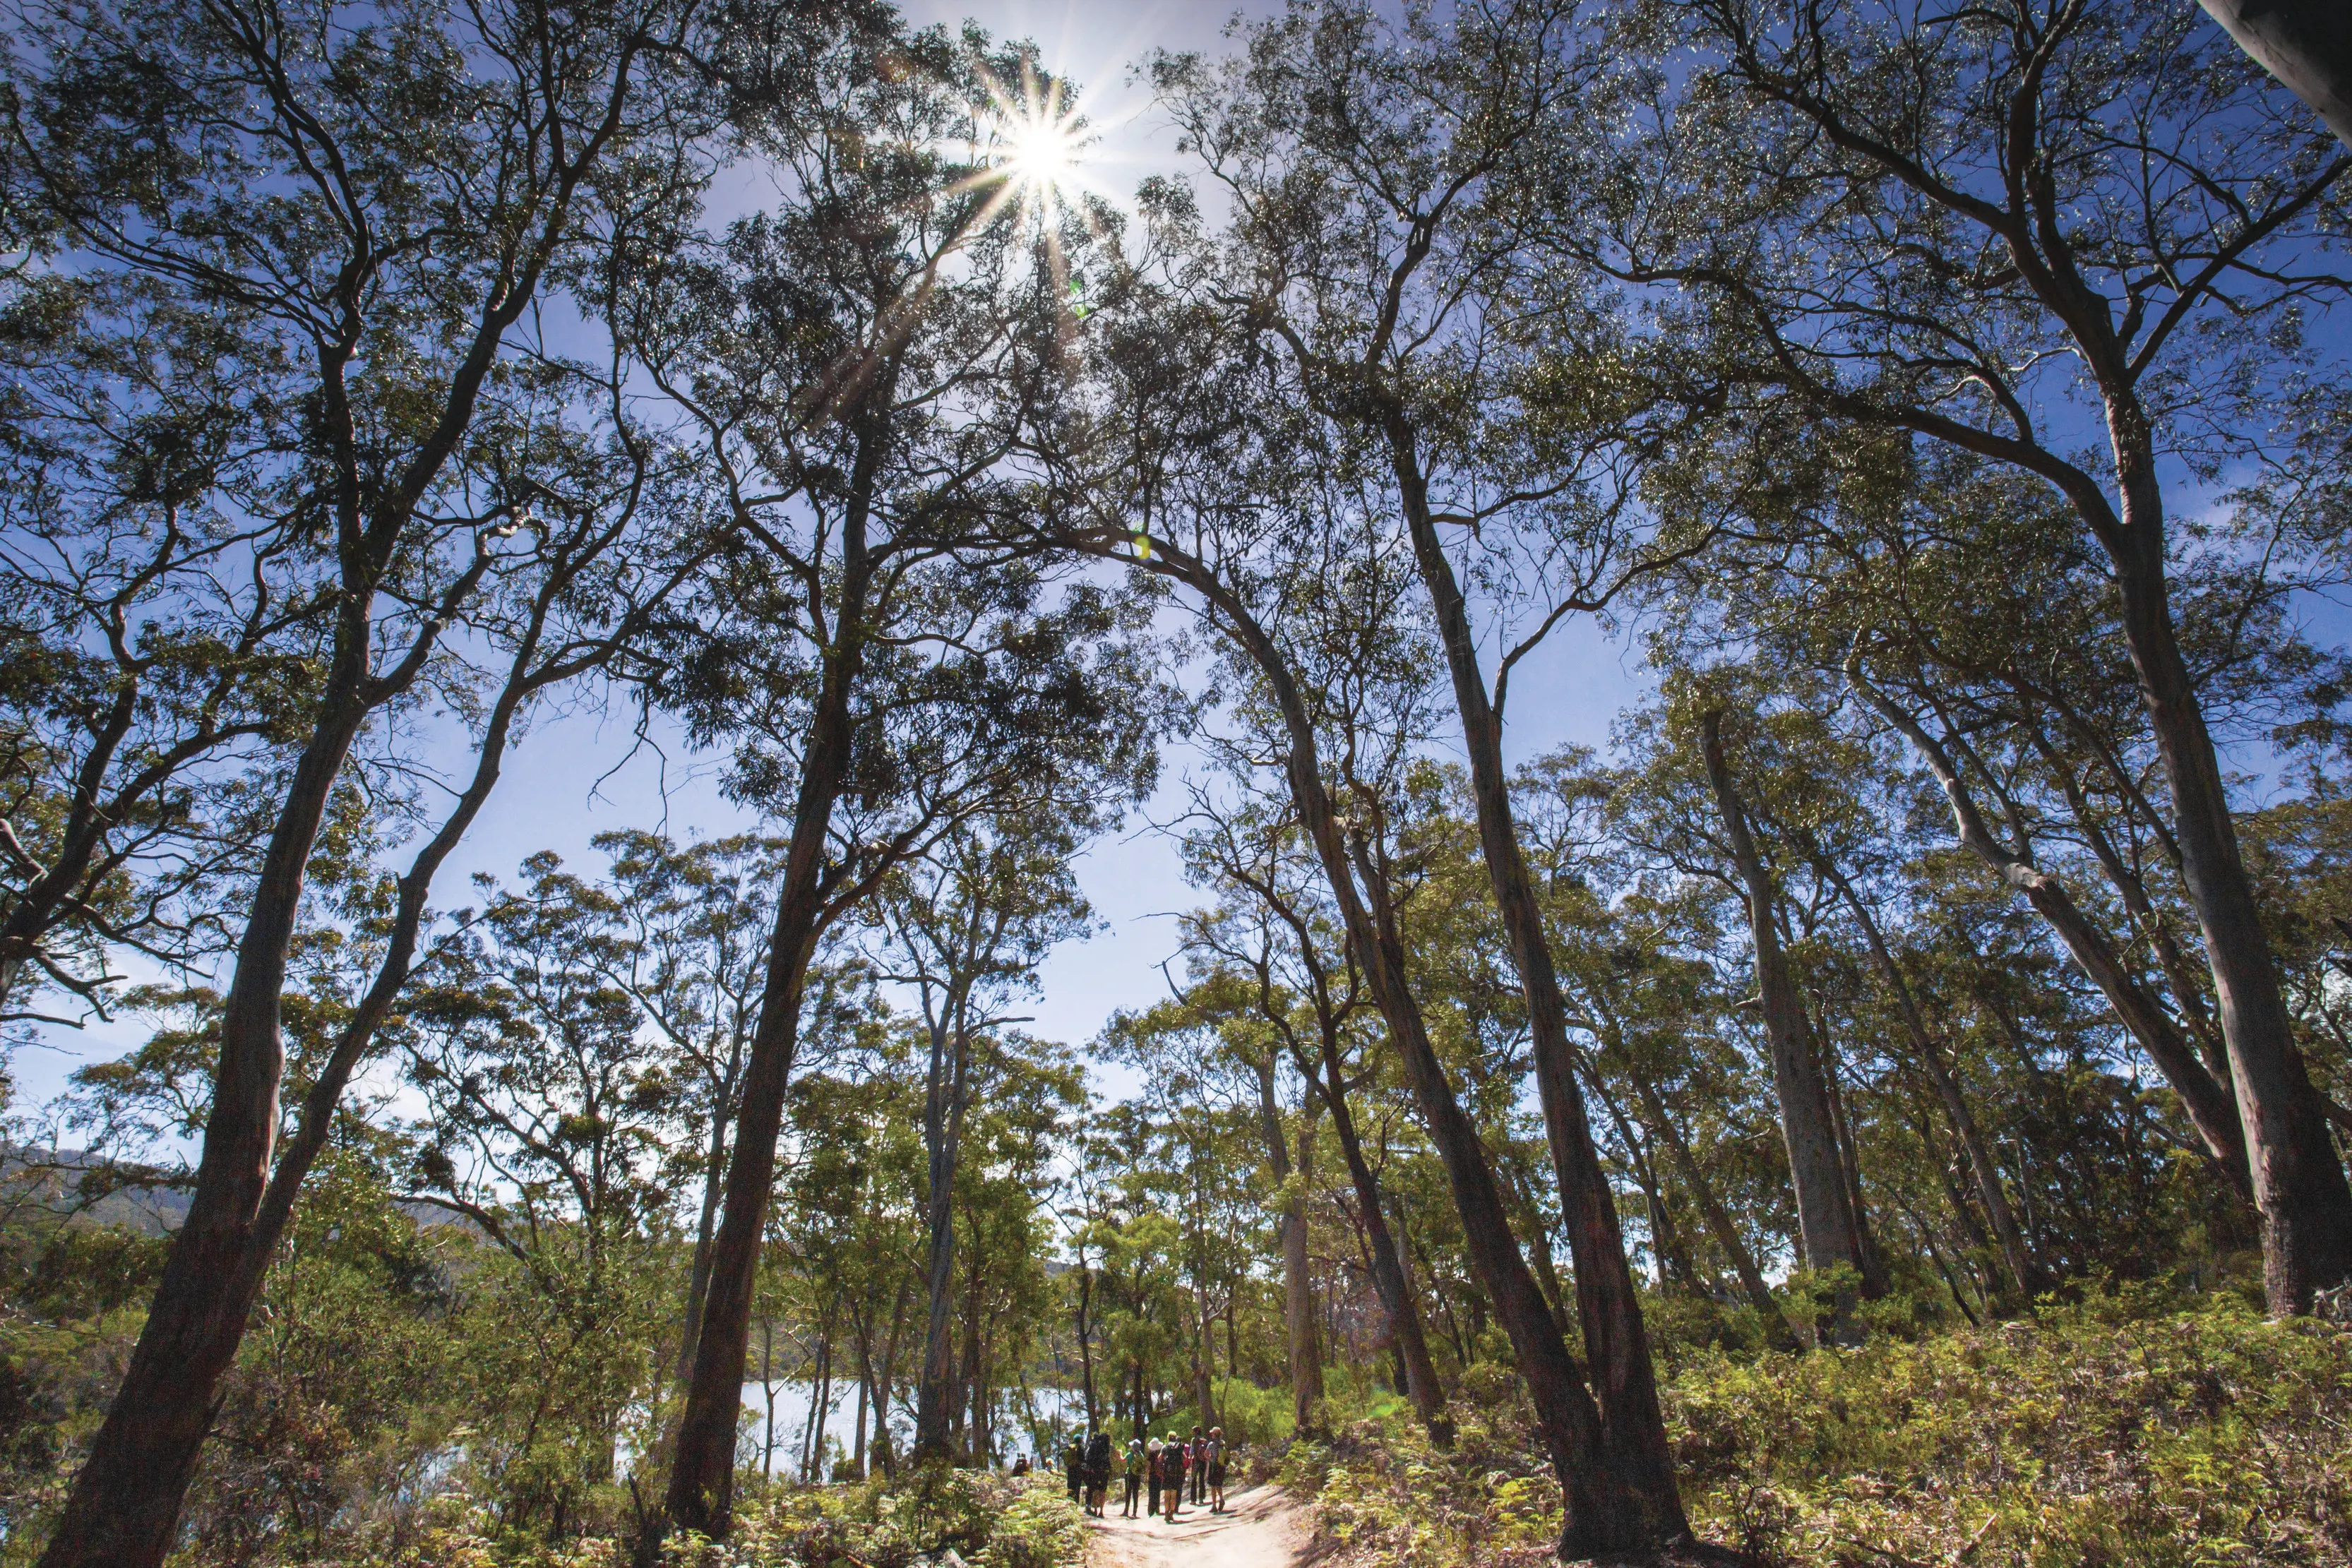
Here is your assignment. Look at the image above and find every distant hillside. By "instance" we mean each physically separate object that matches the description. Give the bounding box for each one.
[0,1144,193,1236]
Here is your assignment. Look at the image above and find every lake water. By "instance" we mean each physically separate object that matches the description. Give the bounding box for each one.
[736,1379,1091,1477]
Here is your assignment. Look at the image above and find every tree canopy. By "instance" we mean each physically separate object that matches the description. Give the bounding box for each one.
[2,0,2350,1564]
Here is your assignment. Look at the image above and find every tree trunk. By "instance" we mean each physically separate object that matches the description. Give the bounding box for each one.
[871,1277,911,1477]
[1698,710,1870,1339]
[2032,734,2236,1089]
[1618,1054,1801,1351]
[2106,520,2352,1312]
[1281,1177,1323,1430]
[1243,606,1623,1545]
[1394,435,1687,1545]
[1817,856,2045,1298]
[1344,830,1635,1546]
[914,1003,972,1462]
[0,687,139,1019]
[1848,664,2258,1202]
[1315,1063,1447,1435]
[1080,529,1656,1555]
[35,698,369,1567]
[1192,1278,1217,1433]
[1581,1065,1697,1292]
[760,1321,779,1480]
[851,1328,871,1482]
[963,1272,989,1464]
[667,479,876,1532]
[1075,1262,1099,1438]
[1814,1015,1892,1298]
[675,1099,734,1385]
[1253,1056,1325,1435]
[40,541,539,1560]
[2196,0,2352,149]
[805,1319,833,1481]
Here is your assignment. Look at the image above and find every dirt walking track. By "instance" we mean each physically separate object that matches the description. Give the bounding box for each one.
[1084,1483,1311,1568]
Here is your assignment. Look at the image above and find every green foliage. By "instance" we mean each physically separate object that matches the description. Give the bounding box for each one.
[1283,1292,2352,1568]
[1275,1399,1563,1568]
[1152,1376,1297,1450]
[1671,1291,2352,1567]
[650,1471,1085,1568]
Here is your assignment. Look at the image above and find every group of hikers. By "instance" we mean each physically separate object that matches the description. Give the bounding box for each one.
[1057,1424,1228,1521]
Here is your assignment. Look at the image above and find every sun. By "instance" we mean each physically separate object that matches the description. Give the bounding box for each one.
[1001,107,1082,201]
[978,63,1090,217]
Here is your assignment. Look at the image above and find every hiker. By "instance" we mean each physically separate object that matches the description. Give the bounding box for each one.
[1207,1425,1227,1513]
[1145,1435,1164,1519]
[1123,1435,1145,1518]
[1085,1426,1112,1516]
[1063,1434,1083,1503]
[1010,1454,1029,1478]
[1188,1425,1207,1504]
[1164,1433,1186,1521]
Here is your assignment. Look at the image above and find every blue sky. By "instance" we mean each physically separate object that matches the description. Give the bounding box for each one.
[23,0,2337,1127]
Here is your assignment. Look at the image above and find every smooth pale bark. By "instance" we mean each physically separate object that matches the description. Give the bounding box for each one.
[1301,1036,1449,1437]
[674,1087,737,1385]
[1253,1058,1325,1435]
[1624,1058,1802,1351]
[2197,0,2352,148]
[1391,424,1686,1544]
[667,460,878,1533]
[2104,513,2352,1312]
[914,994,974,1461]
[1697,712,1871,1323]
[1813,854,2045,1298]
[1847,666,2258,1206]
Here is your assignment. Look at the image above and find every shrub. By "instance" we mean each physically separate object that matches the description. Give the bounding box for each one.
[1279,1291,2352,1568]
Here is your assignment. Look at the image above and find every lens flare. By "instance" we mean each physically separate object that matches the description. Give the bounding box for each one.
[1002,102,1082,201]
[970,59,1092,228]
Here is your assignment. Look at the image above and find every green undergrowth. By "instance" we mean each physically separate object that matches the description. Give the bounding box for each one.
[1142,1373,1301,1450]
[1280,1290,2352,1567]
[329,1468,1087,1568]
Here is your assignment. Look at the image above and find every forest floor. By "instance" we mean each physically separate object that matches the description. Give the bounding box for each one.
[1272,1291,2352,1567]
[1084,1483,1311,1568]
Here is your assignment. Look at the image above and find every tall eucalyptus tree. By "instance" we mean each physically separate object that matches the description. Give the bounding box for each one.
[1622,0,2352,1312]
[870,813,1092,1463]
[638,35,1169,1527]
[2,0,738,1555]
[1144,0,1731,1529]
